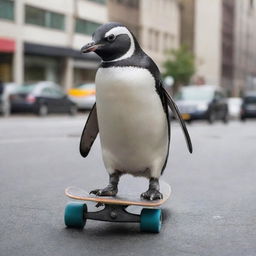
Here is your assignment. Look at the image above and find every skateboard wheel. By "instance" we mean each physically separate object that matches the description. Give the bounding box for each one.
[140,208,162,233]
[64,202,87,229]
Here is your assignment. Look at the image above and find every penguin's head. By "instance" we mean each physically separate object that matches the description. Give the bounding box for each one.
[81,22,137,62]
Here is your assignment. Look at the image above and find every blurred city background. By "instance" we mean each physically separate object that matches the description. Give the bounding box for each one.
[1,1,256,255]
[1,0,256,91]
[1,0,256,118]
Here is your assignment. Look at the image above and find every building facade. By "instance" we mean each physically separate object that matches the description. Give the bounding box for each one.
[139,0,180,70]
[194,0,223,87]
[221,0,235,94]
[0,0,106,89]
[0,0,183,87]
[178,0,195,53]
[180,0,256,96]
[233,0,256,95]
[107,0,180,70]
[107,0,140,39]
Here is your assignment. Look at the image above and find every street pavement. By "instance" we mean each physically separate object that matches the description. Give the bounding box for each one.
[0,114,256,256]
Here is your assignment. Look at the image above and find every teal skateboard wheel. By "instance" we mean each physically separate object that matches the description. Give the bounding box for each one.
[140,208,162,233]
[64,202,87,229]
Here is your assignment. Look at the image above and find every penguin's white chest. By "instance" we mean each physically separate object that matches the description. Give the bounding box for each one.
[95,66,168,177]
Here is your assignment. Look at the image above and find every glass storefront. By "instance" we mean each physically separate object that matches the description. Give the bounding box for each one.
[0,53,12,82]
[24,55,63,84]
[74,68,96,87]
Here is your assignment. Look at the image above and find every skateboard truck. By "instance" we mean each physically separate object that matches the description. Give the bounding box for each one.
[86,204,140,223]
[65,202,162,233]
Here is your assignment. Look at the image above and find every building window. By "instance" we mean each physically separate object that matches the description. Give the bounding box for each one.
[148,29,154,50]
[48,12,65,30]
[163,33,169,51]
[154,31,159,51]
[75,19,101,35]
[116,0,139,8]
[25,6,65,30]
[0,0,14,21]
[87,0,106,4]
[25,6,45,27]
[250,0,254,8]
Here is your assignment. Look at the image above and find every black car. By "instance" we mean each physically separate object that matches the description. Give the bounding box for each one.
[175,85,229,124]
[10,81,77,116]
[240,93,256,121]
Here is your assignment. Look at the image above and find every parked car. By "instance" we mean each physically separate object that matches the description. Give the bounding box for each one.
[174,85,229,124]
[227,97,242,119]
[240,92,256,121]
[10,81,77,116]
[68,83,96,110]
[0,82,18,116]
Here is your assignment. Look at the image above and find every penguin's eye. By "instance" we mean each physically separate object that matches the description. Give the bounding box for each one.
[106,34,116,42]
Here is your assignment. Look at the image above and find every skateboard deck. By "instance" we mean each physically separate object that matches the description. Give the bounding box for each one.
[65,179,171,207]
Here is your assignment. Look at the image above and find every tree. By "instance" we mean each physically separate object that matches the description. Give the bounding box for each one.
[163,45,195,91]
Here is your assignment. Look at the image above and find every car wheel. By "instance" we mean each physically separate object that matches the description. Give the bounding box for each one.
[240,116,246,122]
[2,101,10,117]
[208,111,215,124]
[38,104,48,116]
[69,105,77,116]
[223,112,229,124]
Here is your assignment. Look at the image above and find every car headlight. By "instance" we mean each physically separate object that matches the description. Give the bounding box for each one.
[196,103,208,111]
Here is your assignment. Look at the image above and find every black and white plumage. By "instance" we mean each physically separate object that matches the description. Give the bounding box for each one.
[80,22,192,200]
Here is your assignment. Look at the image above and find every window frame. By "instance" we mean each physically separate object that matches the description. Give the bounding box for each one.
[0,0,15,21]
[25,5,65,31]
[87,0,106,5]
[75,18,101,35]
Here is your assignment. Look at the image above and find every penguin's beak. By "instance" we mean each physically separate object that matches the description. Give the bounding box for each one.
[81,41,102,53]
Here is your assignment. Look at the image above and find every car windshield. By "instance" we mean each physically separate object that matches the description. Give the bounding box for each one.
[175,87,214,101]
[244,96,256,103]
[15,85,36,94]
[76,84,95,90]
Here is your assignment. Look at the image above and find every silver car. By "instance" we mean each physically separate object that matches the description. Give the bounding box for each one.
[174,85,229,124]
[0,83,18,116]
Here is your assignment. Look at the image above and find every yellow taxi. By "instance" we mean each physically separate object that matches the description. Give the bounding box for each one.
[68,83,95,110]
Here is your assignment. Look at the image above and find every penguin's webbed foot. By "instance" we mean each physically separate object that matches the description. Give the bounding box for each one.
[140,189,163,201]
[90,185,118,197]
[141,177,163,201]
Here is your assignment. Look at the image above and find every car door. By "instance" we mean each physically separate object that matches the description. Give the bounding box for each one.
[40,87,55,112]
[214,91,227,119]
[50,87,70,113]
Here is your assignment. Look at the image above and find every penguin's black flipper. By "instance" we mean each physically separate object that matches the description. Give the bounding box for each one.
[80,103,99,157]
[161,87,193,154]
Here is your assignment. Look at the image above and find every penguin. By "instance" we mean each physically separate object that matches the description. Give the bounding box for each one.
[79,22,192,200]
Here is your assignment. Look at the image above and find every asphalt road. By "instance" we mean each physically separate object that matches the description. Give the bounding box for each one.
[1,115,256,256]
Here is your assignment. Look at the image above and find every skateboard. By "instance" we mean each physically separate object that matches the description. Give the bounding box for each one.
[64,178,171,233]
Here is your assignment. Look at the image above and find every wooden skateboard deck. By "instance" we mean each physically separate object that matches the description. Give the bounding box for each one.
[65,179,171,207]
